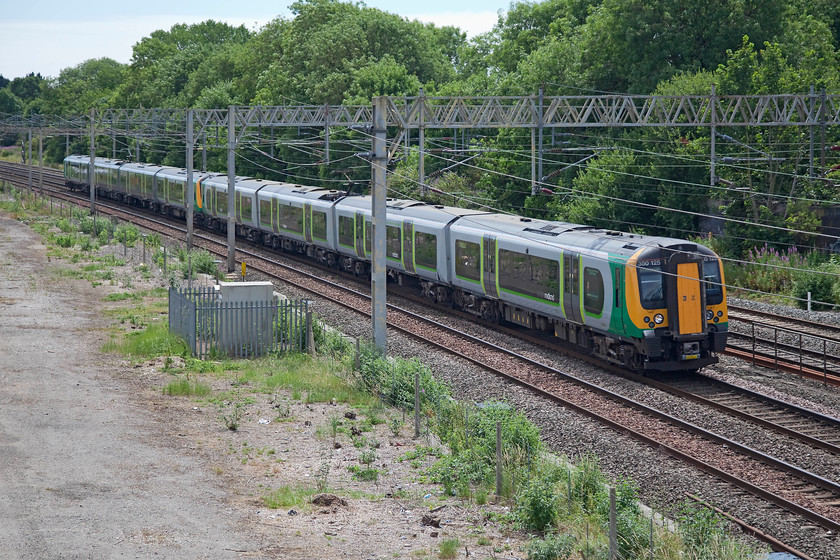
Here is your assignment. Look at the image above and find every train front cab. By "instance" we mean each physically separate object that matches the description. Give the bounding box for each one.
[626,244,728,371]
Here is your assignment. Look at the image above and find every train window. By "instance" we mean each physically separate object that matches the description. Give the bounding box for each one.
[387,226,401,260]
[583,267,604,315]
[312,210,327,241]
[239,195,252,222]
[415,232,437,270]
[260,199,272,228]
[278,204,303,234]
[338,216,354,247]
[704,260,724,305]
[564,254,579,295]
[364,222,372,254]
[498,250,559,303]
[171,181,184,205]
[638,265,666,310]
[217,190,228,217]
[455,239,481,283]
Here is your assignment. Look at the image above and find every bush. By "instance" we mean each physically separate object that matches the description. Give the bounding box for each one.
[55,233,75,248]
[526,533,575,560]
[792,271,836,310]
[517,476,560,532]
[114,223,139,247]
[676,500,730,559]
[354,344,451,412]
[573,455,607,514]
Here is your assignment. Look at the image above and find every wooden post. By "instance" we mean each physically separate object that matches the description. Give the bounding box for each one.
[609,487,617,560]
[495,422,502,496]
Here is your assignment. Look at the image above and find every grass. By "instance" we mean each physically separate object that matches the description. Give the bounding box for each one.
[227,353,376,407]
[102,321,189,358]
[438,538,459,559]
[262,484,316,509]
[163,378,212,396]
[261,484,373,509]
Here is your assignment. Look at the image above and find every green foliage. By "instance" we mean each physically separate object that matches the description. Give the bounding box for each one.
[103,321,189,358]
[676,500,730,558]
[792,270,837,309]
[353,343,451,411]
[218,401,244,430]
[347,465,379,481]
[163,378,212,396]
[113,223,139,247]
[438,538,460,559]
[525,533,575,560]
[516,476,560,532]
[261,484,314,509]
[736,244,809,295]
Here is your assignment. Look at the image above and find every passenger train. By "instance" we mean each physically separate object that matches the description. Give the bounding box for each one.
[64,155,728,372]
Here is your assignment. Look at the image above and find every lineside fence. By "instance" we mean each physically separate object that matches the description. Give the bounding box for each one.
[169,287,314,359]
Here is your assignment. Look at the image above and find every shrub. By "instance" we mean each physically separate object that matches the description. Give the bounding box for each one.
[526,533,575,560]
[517,476,560,532]
[438,538,460,559]
[792,271,836,310]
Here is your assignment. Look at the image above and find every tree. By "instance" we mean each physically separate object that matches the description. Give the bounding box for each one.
[115,20,251,107]
[0,88,23,115]
[9,73,45,105]
[579,0,787,93]
[39,58,126,115]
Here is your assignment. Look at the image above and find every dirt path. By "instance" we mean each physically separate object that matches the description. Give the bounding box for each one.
[0,215,255,559]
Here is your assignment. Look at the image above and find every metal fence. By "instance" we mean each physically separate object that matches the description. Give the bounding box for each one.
[169,287,312,359]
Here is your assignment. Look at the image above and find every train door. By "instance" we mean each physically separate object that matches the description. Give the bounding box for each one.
[482,235,499,298]
[675,262,703,335]
[402,221,415,274]
[563,251,582,323]
[613,267,625,332]
[354,211,365,258]
[304,203,313,243]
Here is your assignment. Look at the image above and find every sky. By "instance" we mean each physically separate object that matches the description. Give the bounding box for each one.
[0,0,511,81]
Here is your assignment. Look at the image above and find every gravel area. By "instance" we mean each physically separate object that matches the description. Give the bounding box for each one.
[263,268,840,559]
[13,190,840,559]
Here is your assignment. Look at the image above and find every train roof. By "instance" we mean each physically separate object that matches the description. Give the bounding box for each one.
[256,181,346,201]
[335,196,490,224]
[118,162,167,175]
[454,213,709,258]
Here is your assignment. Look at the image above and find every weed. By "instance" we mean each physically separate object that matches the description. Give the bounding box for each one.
[358,450,377,465]
[525,534,575,560]
[389,416,403,437]
[438,538,459,559]
[218,402,244,431]
[262,485,314,509]
[347,465,379,482]
[163,378,211,397]
[315,449,332,493]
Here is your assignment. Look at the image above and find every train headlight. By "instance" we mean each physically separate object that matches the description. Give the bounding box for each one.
[643,316,650,324]
[653,314,664,324]
[706,310,713,320]
[717,310,723,317]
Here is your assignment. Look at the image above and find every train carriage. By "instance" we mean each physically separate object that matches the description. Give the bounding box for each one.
[63,155,89,189]
[118,162,165,206]
[253,182,344,255]
[62,154,728,373]
[197,174,251,232]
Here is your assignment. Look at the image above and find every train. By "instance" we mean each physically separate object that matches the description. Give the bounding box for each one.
[63,154,728,372]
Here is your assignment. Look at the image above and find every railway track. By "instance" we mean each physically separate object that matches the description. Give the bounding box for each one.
[727,304,840,385]
[3,161,839,558]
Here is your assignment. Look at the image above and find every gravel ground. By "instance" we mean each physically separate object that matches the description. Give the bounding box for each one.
[272,269,840,559]
[8,196,840,558]
[0,207,537,559]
